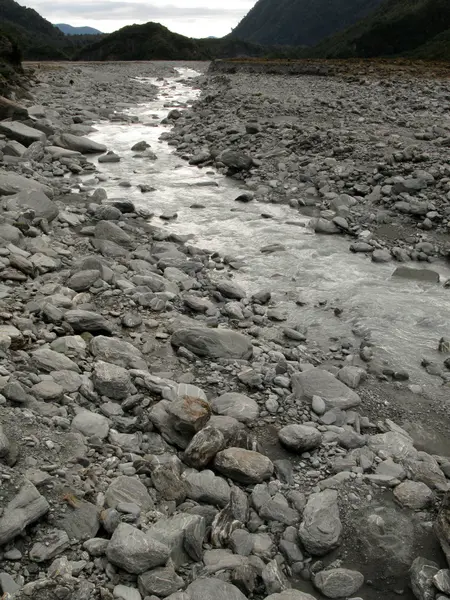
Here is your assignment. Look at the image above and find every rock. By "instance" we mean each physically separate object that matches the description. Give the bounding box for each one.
[6,189,58,221]
[314,218,340,234]
[0,424,17,466]
[166,395,211,438]
[183,469,231,507]
[262,559,291,595]
[66,269,101,292]
[185,577,248,600]
[217,280,246,299]
[298,489,342,556]
[265,592,317,600]
[292,368,360,409]
[393,266,440,284]
[151,465,188,504]
[54,132,107,153]
[260,494,300,526]
[72,410,110,439]
[212,392,259,425]
[214,448,274,484]
[147,513,205,566]
[0,96,28,120]
[394,481,433,510]
[31,380,64,401]
[183,426,226,468]
[0,169,53,197]
[105,476,154,510]
[114,585,142,600]
[0,481,49,545]
[337,366,366,389]
[138,566,184,597]
[171,327,253,359]
[106,523,170,574]
[372,249,391,262]
[95,220,134,248]
[58,500,100,541]
[219,151,253,172]
[311,396,326,416]
[434,570,450,595]
[368,431,417,462]
[93,360,132,400]
[65,309,113,335]
[410,557,439,600]
[278,425,322,453]
[29,529,70,562]
[313,569,364,598]
[32,348,80,373]
[0,121,46,146]
[99,151,121,163]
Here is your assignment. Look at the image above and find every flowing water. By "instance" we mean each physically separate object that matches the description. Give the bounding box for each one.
[86,67,450,386]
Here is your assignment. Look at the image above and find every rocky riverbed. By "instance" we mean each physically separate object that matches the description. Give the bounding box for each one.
[0,61,449,600]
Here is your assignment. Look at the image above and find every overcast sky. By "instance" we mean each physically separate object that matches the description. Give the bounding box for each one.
[24,0,256,38]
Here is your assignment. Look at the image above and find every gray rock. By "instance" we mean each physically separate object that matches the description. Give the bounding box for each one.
[138,566,184,597]
[183,426,226,468]
[314,218,340,234]
[410,557,439,600]
[260,493,299,526]
[292,368,361,409]
[185,577,247,600]
[166,395,211,438]
[147,513,204,567]
[313,569,364,598]
[95,220,133,248]
[65,309,113,334]
[217,280,246,299]
[91,337,145,370]
[219,151,253,172]
[93,360,132,400]
[212,392,259,425]
[66,269,101,292]
[29,529,70,562]
[393,266,440,283]
[58,500,99,541]
[31,380,64,401]
[0,121,46,146]
[372,249,391,263]
[54,132,106,154]
[32,348,80,373]
[171,327,253,359]
[183,469,231,507]
[265,592,317,600]
[113,585,142,600]
[0,424,17,466]
[107,523,170,574]
[394,481,433,510]
[434,570,450,595]
[262,559,291,595]
[6,190,58,221]
[298,489,342,556]
[368,431,417,462]
[3,380,27,403]
[278,424,322,453]
[105,476,154,510]
[0,169,53,197]
[0,481,49,545]
[151,465,188,504]
[0,572,21,595]
[337,366,366,389]
[215,448,274,484]
[72,410,110,439]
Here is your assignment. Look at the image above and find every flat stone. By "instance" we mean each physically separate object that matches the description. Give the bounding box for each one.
[394,481,433,510]
[32,348,80,373]
[313,569,364,598]
[105,476,154,511]
[183,469,231,507]
[90,335,145,369]
[0,121,46,146]
[0,481,49,545]
[214,448,274,484]
[292,368,360,409]
[171,327,253,359]
[212,392,259,424]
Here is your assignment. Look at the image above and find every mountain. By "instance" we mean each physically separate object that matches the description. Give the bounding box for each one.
[0,30,22,95]
[76,21,267,61]
[56,24,102,35]
[230,0,385,47]
[308,0,450,58]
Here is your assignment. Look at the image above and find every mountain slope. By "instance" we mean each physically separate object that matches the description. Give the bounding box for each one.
[230,0,384,47]
[308,0,450,58]
[56,24,102,35]
[76,21,267,61]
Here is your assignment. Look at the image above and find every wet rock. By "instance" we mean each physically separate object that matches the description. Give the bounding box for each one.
[214,448,274,484]
[219,151,253,172]
[138,566,184,597]
[171,327,253,359]
[394,481,433,509]
[54,132,107,153]
[0,481,49,545]
[292,368,360,409]
[105,476,154,510]
[372,249,391,262]
[298,489,342,556]
[217,280,246,299]
[93,360,132,400]
[212,392,259,424]
[106,523,170,574]
[99,150,121,163]
[393,266,440,284]
[410,557,439,600]
[314,218,340,234]
[313,569,364,598]
[183,426,226,468]
[279,424,322,453]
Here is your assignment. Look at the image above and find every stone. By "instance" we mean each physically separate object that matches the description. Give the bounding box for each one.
[183,426,226,468]
[54,132,107,153]
[138,566,184,597]
[65,309,113,334]
[31,380,64,401]
[105,476,154,510]
[410,557,439,600]
[260,494,300,526]
[217,280,246,299]
[292,368,360,409]
[91,335,145,368]
[152,465,188,504]
[29,529,70,562]
[313,569,364,598]
[106,523,170,574]
[298,489,342,556]
[0,481,49,545]
[212,392,259,425]
[311,396,326,415]
[0,169,53,197]
[95,220,133,248]
[72,410,110,439]
[314,218,340,234]
[278,424,322,453]
[66,269,101,292]
[219,151,253,172]
[58,500,99,541]
[394,481,433,510]
[372,249,391,262]
[368,431,417,461]
[166,395,211,438]
[6,190,58,221]
[262,559,291,595]
[0,96,28,120]
[0,121,46,146]
[214,448,274,484]
[265,593,316,600]
[147,513,204,566]
[393,266,440,284]
[337,366,366,389]
[93,360,132,400]
[171,327,253,359]
[434,570,450,595]
[114,585,142,600]
[183,469,231,507]
[0,572,20,595]
[32,348,80,373]
[185,577,248,600]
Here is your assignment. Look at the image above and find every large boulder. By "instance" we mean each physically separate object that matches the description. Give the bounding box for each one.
[4,190,58,221]
[95,220,134,249]
[53,132,106,154]
[211,392,259,424]
[93,361,132,400]
[0,121,46,146]
[106,523,170,574]
[313,569,364,598]
[0,170,53,197]
[292,368,360,409]
[279,425,322,453]
[185,577,248,600]
[171,327,253,359]
[214,448,274,484]
[90,336,145,369]
[219,151,253,172]
[298,490,342,555]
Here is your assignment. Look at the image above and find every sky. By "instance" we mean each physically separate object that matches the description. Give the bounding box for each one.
[24,0,256,38]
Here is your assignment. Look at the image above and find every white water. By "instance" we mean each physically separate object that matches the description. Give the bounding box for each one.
[87,68,450,385]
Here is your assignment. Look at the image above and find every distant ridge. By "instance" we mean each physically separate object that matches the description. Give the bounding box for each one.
[56,24,102,35]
